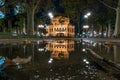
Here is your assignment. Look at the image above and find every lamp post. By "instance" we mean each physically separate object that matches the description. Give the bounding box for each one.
[37,25,44,37]
[48,12,54,37]
[84,12,91,18]
[84,12,91,23]
[83,25,89,37]
[84,12,91,38]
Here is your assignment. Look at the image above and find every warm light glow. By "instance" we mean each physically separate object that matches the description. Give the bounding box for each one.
[45,16,75,37]
[48,12,53,19]
[38,25,44,28]
[46,40,74,59]
[83,25,89,29]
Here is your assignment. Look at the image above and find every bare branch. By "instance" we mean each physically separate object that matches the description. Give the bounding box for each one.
[98,0,116,10]
[34,0,41,11]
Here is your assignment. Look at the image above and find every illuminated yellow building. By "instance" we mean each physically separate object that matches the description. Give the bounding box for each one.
[46,16,75,37]
[46,40,74,59]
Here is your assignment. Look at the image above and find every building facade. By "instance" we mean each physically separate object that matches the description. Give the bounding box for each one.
[46,16,75,37]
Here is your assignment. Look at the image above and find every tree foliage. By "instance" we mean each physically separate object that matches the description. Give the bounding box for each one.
[0,0,119,36]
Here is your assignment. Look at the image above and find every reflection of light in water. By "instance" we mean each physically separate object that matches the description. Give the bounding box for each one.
[37,41,40,44]
[50,58,53,61]
[86,61,89,64]
[48,60,52,63]
[83,59,89,64]
[98,42,102,45]
[82,42,85,45]
[0,11,5,18]
[0,56,5,65]
[83,59,87,62]
[83,71,87,74]
[93,43,96,47]
[90,41,93,44]
[48,58,53,64]
[34,75,39,79]
[82,49,86,52]
[84,40,90,43]
[16,63,22,69]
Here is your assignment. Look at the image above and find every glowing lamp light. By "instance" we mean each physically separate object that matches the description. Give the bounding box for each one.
[82,49,86,52]
[84,12,91,18]
[48,12,53,19]
[83,25,89,29]
[87,12,91,16]
[38,25,44,28]
[84,15,88,18]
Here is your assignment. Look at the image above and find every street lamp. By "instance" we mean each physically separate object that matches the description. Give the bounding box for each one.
[84,12,91,19]
[83,12,91,38]
[83,25,89,38]
[48,12,53,19]
[37,25,45,37]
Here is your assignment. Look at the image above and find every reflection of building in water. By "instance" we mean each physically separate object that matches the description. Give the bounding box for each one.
[46,16,75,37]
[4,56,32,67]
[46,40,74,59]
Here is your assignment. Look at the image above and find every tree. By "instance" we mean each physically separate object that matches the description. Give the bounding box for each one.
[60,0,88,35]
[0,18,4,31]
[98,0,120,37]
[89,1,116,38]
[24,0,52,35]
[0,0,52,35]
[15,14,25,34]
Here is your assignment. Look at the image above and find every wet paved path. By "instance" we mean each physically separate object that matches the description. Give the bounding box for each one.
[0,38,120,42]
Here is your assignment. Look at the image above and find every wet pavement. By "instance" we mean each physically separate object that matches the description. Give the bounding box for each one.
[0,39,120,80]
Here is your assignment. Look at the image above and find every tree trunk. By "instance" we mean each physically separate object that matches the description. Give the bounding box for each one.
[101,24,104,37]
[27,6,35,35]
[108,23,111,38]
[23,18,26,33]
[114,0,120,37]
[8,19,12,32]
[91,24,94,37]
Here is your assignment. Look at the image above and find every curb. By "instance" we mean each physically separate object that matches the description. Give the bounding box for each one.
[86,48,120,70]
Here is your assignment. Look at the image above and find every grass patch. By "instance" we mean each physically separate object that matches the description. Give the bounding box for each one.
[0,33,12,39]
[0,33,41,39]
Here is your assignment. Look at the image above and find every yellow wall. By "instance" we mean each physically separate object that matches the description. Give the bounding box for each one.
[46,16,75,37]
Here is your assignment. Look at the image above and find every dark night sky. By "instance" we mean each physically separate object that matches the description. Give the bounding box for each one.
[52,0,64,13]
